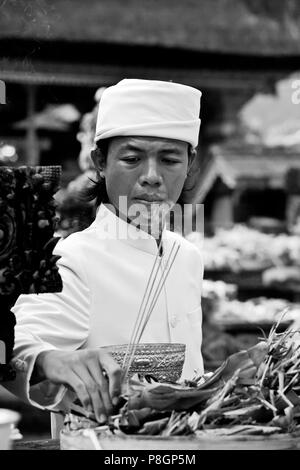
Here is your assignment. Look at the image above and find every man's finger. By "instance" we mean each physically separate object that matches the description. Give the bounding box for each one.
[88,362,113,417]
[99,351,122,407]
[66,370,91,412]
[74,366,107,423]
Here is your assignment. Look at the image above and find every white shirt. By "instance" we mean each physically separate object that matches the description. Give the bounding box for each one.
[5,204,204,436]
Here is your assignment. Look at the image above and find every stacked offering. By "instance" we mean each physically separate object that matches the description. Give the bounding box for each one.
[186,226,300,273]
[211,298,300,329]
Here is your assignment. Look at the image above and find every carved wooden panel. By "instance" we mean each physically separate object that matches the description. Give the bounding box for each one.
[0,166,63,380]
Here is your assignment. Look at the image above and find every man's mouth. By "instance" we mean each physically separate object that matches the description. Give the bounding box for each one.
[133,195,166,203]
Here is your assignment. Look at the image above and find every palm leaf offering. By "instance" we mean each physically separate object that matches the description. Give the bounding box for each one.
[63,319,300,439]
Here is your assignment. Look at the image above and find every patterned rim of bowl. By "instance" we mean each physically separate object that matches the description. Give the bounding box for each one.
[101,343,186,382]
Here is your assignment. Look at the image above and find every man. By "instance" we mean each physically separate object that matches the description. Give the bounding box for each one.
[6,79,204,437]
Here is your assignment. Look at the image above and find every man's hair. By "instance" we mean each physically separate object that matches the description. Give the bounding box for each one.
[85,140,111,206]
[84,138,199,207]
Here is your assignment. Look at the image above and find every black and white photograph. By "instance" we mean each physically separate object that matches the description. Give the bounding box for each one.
[0,0,300,455]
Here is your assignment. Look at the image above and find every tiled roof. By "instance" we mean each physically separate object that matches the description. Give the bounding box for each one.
[195,143,300,201]
[1,0,300,55]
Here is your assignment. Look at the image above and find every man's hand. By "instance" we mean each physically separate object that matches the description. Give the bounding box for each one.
[34,349,122,423]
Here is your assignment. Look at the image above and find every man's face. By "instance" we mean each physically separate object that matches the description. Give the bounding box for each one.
[99,136,190,233]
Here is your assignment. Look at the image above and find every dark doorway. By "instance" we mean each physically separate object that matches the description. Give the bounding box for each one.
[235,188,287,222]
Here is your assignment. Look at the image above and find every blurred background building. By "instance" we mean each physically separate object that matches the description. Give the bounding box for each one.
[1,0,300,230]
[1,0,300,440]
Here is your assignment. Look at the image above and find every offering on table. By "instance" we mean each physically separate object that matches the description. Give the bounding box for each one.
[60,320,300,449]
[186,226,300,273]
[212,297,300,328]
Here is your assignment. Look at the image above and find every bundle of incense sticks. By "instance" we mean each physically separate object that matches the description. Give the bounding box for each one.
[122,240,181,380]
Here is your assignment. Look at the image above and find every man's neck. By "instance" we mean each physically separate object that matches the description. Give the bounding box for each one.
[113,205,164,254]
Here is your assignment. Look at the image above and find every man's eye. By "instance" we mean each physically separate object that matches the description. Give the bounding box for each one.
[162,158,180,164]
[122,156,139,163]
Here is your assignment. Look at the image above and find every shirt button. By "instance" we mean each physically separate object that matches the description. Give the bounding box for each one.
[170,317,177,328]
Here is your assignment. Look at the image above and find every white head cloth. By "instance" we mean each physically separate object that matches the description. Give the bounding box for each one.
[94,79,201,148]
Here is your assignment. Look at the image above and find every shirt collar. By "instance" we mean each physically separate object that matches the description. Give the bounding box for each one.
[91,203,166,256]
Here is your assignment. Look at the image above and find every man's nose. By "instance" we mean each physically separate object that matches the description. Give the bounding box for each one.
[139,160,163,186]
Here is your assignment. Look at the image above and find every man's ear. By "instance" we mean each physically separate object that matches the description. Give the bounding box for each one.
[91,147,106,177]
[187,147,197,175]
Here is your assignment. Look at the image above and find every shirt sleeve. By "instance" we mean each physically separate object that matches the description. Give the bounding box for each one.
[3,237,91,411]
